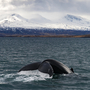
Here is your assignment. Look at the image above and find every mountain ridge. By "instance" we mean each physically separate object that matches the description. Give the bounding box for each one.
[0,13,90,30]
[0,13,90,36]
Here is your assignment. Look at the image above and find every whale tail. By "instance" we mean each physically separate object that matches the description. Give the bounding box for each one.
[19,59,74,77]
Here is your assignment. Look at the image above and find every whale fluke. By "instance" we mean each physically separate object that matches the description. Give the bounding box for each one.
[19,59,73,77]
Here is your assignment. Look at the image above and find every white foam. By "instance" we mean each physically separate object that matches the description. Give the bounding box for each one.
[0,74,14,84]
[0,70,52,83]
[15,70,52,82]
[18,70,50,77]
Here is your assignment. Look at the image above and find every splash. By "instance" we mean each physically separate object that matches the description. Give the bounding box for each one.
[0,70,52,84]
[15,70,52,82]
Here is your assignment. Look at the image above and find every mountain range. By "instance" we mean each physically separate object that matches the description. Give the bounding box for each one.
[0,13,90,36]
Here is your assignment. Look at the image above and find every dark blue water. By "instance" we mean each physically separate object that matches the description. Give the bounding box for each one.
[0,37,90,90]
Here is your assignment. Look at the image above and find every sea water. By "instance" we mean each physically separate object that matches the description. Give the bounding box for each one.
[0,37,90,90]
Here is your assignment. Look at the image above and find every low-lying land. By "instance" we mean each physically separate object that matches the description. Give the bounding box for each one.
[0,28,90,38]
[1,34,90,38]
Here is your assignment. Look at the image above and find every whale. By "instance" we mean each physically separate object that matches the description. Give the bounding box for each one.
[19,59,74,77]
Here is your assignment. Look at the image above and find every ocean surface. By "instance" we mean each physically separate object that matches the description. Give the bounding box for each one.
[0,37,90,90]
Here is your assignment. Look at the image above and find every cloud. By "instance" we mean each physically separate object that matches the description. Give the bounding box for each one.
[11,0,90,14]
[1,0,90,12]
[0,0,90,20]
[0,0,15,10]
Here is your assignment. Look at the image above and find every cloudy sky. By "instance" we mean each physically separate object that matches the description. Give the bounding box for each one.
[0,0,90,20]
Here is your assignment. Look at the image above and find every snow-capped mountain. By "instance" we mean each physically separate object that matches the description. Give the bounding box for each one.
[0,13,52,29]
[29,14,51,23]
[55,14,90,30]
[0,14,30,28]
[64,14,90,26]
[0,13,90,30]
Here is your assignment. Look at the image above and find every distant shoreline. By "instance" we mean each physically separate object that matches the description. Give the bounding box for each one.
[1,34,90,38]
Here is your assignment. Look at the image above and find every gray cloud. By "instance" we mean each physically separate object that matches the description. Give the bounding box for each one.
[1,0,90,12]
[1,0,90,19]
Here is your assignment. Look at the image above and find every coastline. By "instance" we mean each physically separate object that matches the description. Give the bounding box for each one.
[1,34,90,38]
